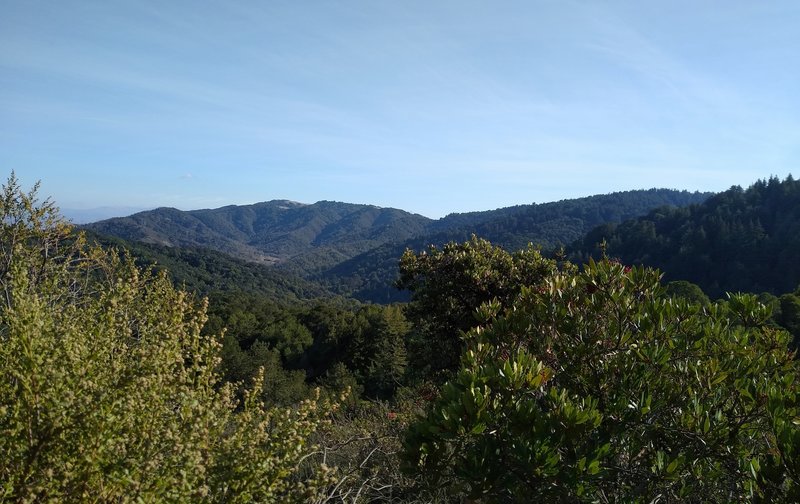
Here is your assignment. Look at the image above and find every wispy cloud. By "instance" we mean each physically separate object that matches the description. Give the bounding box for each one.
[578,5,742,116]
[2,0,798,217]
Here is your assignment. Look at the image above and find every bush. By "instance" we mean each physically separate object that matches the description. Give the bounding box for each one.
[0,174,335,502]
[403,258,800,502]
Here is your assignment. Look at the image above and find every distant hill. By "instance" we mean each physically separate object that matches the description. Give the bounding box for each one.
[317,189,712,302]
[87,189,712,302]
[569,176,800,298]
[86,200,432,273]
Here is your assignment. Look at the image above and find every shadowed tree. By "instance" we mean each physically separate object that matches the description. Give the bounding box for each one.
[396,236,563,377]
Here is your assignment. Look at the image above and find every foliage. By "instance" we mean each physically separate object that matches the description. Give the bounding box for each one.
[402,258,800,502]
[396,236,563,376]
[296,303,410,400]
[89,232,335,301]
[206,291,411,403]
[0,175,336,502]
[344,305,409,399]
[220,337,310,408]
[776,293,800,349]
[664,279,711,306]
[571,175,800,298]
[322,189,710,302]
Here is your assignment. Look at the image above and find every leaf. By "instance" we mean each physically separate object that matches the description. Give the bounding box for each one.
[750,459,760,479]
[667,458,679,474]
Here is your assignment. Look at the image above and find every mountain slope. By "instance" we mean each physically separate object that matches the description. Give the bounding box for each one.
[87,200,432,272]
[88,231,335,302]
[87,189,713,302]
[450,188,711,250]
[569,176,800,298]
[318,189,712,301]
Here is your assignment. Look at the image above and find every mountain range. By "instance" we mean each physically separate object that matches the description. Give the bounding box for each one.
[87,189,711,301]
[86,178,800,303]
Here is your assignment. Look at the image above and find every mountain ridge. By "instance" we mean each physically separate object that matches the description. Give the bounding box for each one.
[312,188,713,301]
[568,176,800,298]
[87,199,433,270]
[87,189,712,302]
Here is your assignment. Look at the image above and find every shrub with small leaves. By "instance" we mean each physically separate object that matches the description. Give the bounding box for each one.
[0,174,336,502]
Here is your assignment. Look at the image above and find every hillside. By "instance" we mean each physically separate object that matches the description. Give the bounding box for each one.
[318,189,712,301]
[87,200,432,273]
[569,176,800,298]
[88,232,335,303]
[87,189,711,302]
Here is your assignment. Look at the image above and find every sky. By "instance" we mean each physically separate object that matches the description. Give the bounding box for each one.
[1,1,799,218]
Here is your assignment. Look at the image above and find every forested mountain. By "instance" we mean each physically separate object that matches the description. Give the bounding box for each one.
[570,176,800,298]
[88,232,335,302]
[318,189,711,301]
[88,189,710,302]
[437,188,711,251]
[87,200,432,273]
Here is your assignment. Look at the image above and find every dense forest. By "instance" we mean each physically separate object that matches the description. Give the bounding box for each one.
[3,174,800,502]
[312,189,711,302]
[86,232,336,302]
[570,176,800,297]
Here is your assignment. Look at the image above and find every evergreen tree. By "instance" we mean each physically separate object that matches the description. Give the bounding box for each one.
[397,236,563,376]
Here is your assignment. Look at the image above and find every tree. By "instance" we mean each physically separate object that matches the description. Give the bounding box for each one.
[777,293,800,349]
[347,305,409,399]
[402,258,800,502]
[664,279,711,305]
[569,176,800,298]
[0,174,336,502]
[220,336,310,407]
[396,236,563,376]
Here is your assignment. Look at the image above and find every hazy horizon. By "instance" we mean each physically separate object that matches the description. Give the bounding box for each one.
[57,185,724,226]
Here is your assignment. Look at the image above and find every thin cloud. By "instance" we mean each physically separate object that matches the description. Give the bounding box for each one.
[579,6,741,116]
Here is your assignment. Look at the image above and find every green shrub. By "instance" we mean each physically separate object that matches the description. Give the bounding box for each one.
[403,258,800,502]
[0,175,335,502]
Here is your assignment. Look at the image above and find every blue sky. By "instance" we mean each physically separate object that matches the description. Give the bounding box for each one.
[1,1,798,218]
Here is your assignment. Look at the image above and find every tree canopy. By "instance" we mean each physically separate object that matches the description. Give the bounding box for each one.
[396,236,563,376]
[571,176,800,298]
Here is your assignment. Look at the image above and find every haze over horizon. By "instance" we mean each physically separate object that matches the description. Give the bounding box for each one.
[2,1,799,218]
